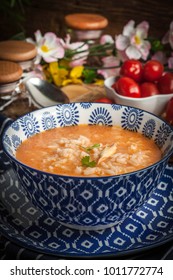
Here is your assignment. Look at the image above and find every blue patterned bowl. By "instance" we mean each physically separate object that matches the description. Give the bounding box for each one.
[2,103,173,230]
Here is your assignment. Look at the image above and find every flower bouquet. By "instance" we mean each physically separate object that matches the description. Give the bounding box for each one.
[19,19,172,122]
[27,19,173,88]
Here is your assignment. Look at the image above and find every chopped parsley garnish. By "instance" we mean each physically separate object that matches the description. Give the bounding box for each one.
[81,156,97,167]
[82,143,100,153]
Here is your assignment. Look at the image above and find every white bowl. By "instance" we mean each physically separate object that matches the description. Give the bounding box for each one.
[105,76,173,116]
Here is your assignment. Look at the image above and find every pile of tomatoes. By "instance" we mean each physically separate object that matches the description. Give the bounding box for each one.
[112,59,173,98]
[95,59,173,124]
[109,59,173,125]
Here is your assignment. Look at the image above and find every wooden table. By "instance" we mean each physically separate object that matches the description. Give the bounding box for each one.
[0,84,106,119]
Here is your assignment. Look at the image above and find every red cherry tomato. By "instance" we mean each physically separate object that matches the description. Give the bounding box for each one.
[140,82,160,97]
[165,97,173,124]
[158,72,173,94]
[95,97,113,103]
[116,77,141,98]
[111,81,119,92]
[143,60,164,82]
[120,59,143,82]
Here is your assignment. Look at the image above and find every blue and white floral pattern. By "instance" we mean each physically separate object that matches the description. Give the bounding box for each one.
[112,104,122,110]
[142,119,156,139]
[11,135,21,150]
[20,113,40,138]
[56,103,79,126]
[155,123,172,148]
[11,121,20,131]
[121,107,144,131]
[89,107,112,125]
[3,135,12,147]
[80,102,92,109]
[41,112,57,130]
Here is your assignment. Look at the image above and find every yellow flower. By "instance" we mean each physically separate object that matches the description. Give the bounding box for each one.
[70,66,84,78]
[62,66,84,86]
[94,79,104,85]
[42,64,52,82]
[48,62,68,86]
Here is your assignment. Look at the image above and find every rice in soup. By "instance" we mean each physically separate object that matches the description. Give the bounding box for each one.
[16,124,162,177]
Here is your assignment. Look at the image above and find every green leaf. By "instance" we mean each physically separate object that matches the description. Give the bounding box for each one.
[149,38,164,52]
[82,143,100,153]
[82,69,97,84]
[81,156,96,167]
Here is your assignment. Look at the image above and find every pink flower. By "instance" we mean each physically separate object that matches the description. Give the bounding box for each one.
[151,51,168,65]
[162,22,173,69]
[61,34,89,67]
[168,53,173,69]
[27,30,65,63]
[162,21,173,49]
[97,56,121,79]
[115,20,151,60]
[100,34,114,45]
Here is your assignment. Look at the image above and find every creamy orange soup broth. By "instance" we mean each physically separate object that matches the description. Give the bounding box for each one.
[16,124,162,177]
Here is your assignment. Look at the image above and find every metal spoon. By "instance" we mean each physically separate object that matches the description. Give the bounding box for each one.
[24,77,69,108]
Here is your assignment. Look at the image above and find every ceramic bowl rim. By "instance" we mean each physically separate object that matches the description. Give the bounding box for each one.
[2,102,173,180]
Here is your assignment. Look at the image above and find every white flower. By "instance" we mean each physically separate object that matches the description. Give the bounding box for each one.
[60,34,89,67]
[168,55,173,68]
[100,34,114,45]
[162,21,173,49]
[161,21,173,69]
[151,51,168,65]
[27,30,65,63]
[115,20,151,60]
[97,56,121,78]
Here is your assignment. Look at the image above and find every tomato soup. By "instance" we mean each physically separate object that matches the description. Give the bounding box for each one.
[16,124,162,177]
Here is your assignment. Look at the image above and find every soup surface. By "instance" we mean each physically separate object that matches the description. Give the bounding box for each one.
[16,124,162,177]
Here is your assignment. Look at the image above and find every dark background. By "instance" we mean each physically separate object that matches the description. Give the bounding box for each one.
[0,0,173,41]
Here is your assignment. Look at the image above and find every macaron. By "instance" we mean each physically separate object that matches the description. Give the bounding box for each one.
[65,13,108,30]
[0,60,23,84]
[0,40,37,62]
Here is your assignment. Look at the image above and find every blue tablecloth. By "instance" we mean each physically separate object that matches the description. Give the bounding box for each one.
[0,114,173,260]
